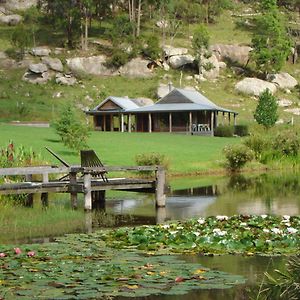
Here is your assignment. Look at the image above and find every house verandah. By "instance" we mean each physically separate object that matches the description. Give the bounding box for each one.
[86,88,238,136]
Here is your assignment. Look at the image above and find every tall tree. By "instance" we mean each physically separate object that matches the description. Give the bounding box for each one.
[45,0,82,48]
[251,0,291,77]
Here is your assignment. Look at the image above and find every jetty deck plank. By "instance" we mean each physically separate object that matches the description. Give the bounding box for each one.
[0,178,155,195]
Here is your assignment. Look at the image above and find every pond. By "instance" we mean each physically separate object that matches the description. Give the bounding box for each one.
[1,171,299,299]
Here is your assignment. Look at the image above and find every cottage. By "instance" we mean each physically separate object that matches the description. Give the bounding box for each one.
[86,87,237,135]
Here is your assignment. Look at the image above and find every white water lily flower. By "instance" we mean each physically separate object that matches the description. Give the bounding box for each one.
[162,224,170,229]
[263,229,270,233]
[287,227,298,234]
[283,222,291,227]
[266,240,272,243]
[216,215,228,221]
[177,226,184,230]
[169,231,178,235]
[193,231,201,237]
[240,222,247,226]
[213,228,227,236]
[261,214,268,219]
[271,228,282,234]
[197,218,205,224]
[283,215,290,220]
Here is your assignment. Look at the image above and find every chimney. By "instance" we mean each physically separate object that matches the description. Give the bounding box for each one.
[168,81,173,92]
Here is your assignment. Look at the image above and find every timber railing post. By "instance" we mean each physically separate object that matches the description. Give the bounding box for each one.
[25,174,33,207]
[155,166,166,207]
[84,172,92,211]
[69,171,78,209]
[41,172,49,207]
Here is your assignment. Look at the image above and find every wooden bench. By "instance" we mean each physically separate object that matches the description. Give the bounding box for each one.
[80,150,108,182]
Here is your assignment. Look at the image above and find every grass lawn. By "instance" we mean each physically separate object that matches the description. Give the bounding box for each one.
[0,124,240,175]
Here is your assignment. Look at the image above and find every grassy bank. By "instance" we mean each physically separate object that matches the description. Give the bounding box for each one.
[0,123,240,175]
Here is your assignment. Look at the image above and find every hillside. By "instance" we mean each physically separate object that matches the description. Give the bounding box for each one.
[0,0,300,126]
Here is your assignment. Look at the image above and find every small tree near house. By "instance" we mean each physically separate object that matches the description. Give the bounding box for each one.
[254,89,278,129]
[53,105,90,151]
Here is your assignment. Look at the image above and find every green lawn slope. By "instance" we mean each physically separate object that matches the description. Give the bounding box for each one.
[0,124,239,175]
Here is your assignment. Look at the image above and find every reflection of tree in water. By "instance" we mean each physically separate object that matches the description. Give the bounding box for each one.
[227,174,253,191]
[226,173,300,199]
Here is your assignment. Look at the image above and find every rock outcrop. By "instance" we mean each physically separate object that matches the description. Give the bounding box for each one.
[200,53,220,79]
[2,0,37,11]
[163,46,188,57]
[41,57,63,72]
[118,57,153,78]
[210,44,252,66]
[235,78,277,96]
[0,14,22,25]
[23,71,49,84]
[28,63,47,74]
[267,72,298,90]
[56,73,77,86]
[30,47,51,57]
[168,54,195,69]
[277,99,293,107]
[66,55,114,76]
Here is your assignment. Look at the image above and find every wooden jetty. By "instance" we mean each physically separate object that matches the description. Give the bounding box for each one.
[0,165,166,210]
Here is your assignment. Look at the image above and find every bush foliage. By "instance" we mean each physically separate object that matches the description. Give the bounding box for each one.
[135,152,169,170]
[234,125,249,137]
[214,125,234,137]
[223,144,254,171]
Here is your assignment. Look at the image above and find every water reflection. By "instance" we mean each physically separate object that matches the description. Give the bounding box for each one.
[106,172,300,221]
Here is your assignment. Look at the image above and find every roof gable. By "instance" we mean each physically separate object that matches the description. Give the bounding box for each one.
[157,89,193,104]
[157,88,218,109]
[94,96,140,111]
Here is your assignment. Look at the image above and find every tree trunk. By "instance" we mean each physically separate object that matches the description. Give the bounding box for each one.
[85,8,88,50]
[132,0,136,37]
[128,0,132,21]
[136,0,142,37]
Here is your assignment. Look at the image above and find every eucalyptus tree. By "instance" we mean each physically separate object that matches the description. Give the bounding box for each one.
[44,0,95,49]
[44,0,82,48]
[251,0,292,77]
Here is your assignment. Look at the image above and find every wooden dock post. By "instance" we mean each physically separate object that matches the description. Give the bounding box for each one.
[156,207,167,224]
[25,174,34,207]
[69,171,78,209]
[155,167,166,207]
[92,190,106,210]
[41,172,49,207]
[84,172,92,210]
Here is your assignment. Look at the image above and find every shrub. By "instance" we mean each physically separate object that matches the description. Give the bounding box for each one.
[0,142,42,168]
[223,144,254,172]
[234,125,249,137]
[243,134,269,160]
[214,125,234,137]
[135,152,169,175]
[10,24,31,60]
[273,130,300,157]
[142,35,161,60]
[107,49,129,68]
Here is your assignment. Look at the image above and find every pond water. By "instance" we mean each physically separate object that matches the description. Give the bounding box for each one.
[1,171,299,299]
